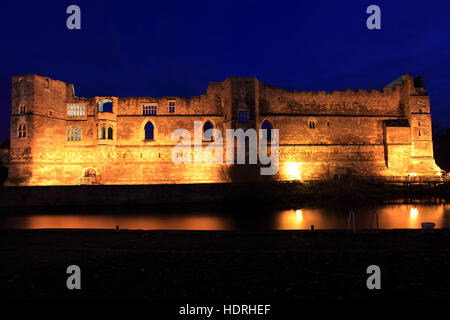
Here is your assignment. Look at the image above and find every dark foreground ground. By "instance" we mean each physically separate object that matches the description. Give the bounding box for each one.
[1,229,450,304]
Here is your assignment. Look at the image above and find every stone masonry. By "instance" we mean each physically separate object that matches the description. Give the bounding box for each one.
[5,74,442,186]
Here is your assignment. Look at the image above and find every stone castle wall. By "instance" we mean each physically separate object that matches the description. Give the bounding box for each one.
[6,73,442,186]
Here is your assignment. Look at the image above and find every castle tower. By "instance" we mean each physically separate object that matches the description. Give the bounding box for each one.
[7,74,75,185]
[403,74,441,176]
[222,77,259,131]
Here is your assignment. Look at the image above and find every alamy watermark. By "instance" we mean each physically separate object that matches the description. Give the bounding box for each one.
[171,121,279,176]
[65,5,380,31]
[366,5,381,30]
[366,265,381,290]
[66,265,81,290]
[66,5,81,30]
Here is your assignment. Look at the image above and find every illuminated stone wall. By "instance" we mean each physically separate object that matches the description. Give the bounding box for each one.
[6,74,442,186]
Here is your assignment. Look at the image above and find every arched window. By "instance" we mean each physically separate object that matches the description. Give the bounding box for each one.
[144,122,154,140]
[203,120,214,141]
[309,120,316,129]
[98,100,113,113]
[100,126,106,139]
[261,120,273,142]
[107,127,113,140]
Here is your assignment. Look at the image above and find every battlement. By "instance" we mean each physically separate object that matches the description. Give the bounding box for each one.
[260,73,423,98]
[12,73,423,113]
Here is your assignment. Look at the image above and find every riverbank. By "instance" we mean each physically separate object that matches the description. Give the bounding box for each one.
[1,229,449,300]
[0,179,447,209]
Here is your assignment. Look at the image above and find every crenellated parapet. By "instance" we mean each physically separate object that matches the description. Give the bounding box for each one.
[259,80,406,116]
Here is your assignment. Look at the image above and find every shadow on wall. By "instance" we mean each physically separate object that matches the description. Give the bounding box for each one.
[224,163,278,209]
[227,163,276,184]
[222,164,393,212]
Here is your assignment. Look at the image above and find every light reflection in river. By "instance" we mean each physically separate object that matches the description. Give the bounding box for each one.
[11,214,232,230]
[0,204,449,230]
[410,208,419,219]
[278,204,447,230]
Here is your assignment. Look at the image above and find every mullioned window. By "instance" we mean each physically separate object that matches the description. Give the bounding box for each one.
[19,105,26,114]
[143,104,157,116]
[169,101,175,113]
[238,110,248,122]
[67,127,82,141]
[67,104,86,116]
[17,123,27,138]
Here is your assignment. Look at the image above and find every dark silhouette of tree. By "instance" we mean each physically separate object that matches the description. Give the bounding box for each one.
[0,138,10,185]
[433,122,450,172]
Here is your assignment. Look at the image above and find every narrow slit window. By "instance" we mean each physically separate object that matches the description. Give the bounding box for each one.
[100,126,106,139]
[261,120,273,142]
[169,101,175,113]
[107,127,113,140]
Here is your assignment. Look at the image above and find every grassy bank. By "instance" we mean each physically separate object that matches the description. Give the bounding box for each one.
[224,178,440,210]
[0,178,446,210]
[1,229,449,300]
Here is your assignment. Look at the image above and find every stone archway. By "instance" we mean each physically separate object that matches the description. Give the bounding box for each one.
[84,168,97,178]
[82,168,99,184]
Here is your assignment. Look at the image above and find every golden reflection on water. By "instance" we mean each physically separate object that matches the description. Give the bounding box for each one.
[410,208,419,219]
[22,215,232,230]
[377,205,446,229]
[277,205,448,230]
[4,204,449,230]
[277,208,346,230]
[296,210,303,221]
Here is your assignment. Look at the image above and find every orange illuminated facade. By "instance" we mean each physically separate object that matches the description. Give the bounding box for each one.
[6,74,441,186]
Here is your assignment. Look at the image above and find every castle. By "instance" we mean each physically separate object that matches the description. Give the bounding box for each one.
[6,73,442,186]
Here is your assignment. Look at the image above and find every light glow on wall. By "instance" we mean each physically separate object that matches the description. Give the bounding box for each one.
[285,162,302,181]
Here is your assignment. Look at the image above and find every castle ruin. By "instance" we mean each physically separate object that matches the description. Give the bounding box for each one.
[6,73,442,186]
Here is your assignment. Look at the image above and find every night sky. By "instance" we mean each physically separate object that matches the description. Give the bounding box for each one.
[1,0,449,142]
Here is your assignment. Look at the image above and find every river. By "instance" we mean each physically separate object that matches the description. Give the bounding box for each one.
[0,203,449,230]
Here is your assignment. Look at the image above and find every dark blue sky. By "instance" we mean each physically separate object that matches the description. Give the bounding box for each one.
[1,0,450,141]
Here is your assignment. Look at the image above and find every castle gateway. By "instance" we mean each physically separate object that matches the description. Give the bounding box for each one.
[6,74,441,186]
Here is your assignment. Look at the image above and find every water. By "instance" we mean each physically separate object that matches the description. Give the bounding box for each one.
[1,203,449,230]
